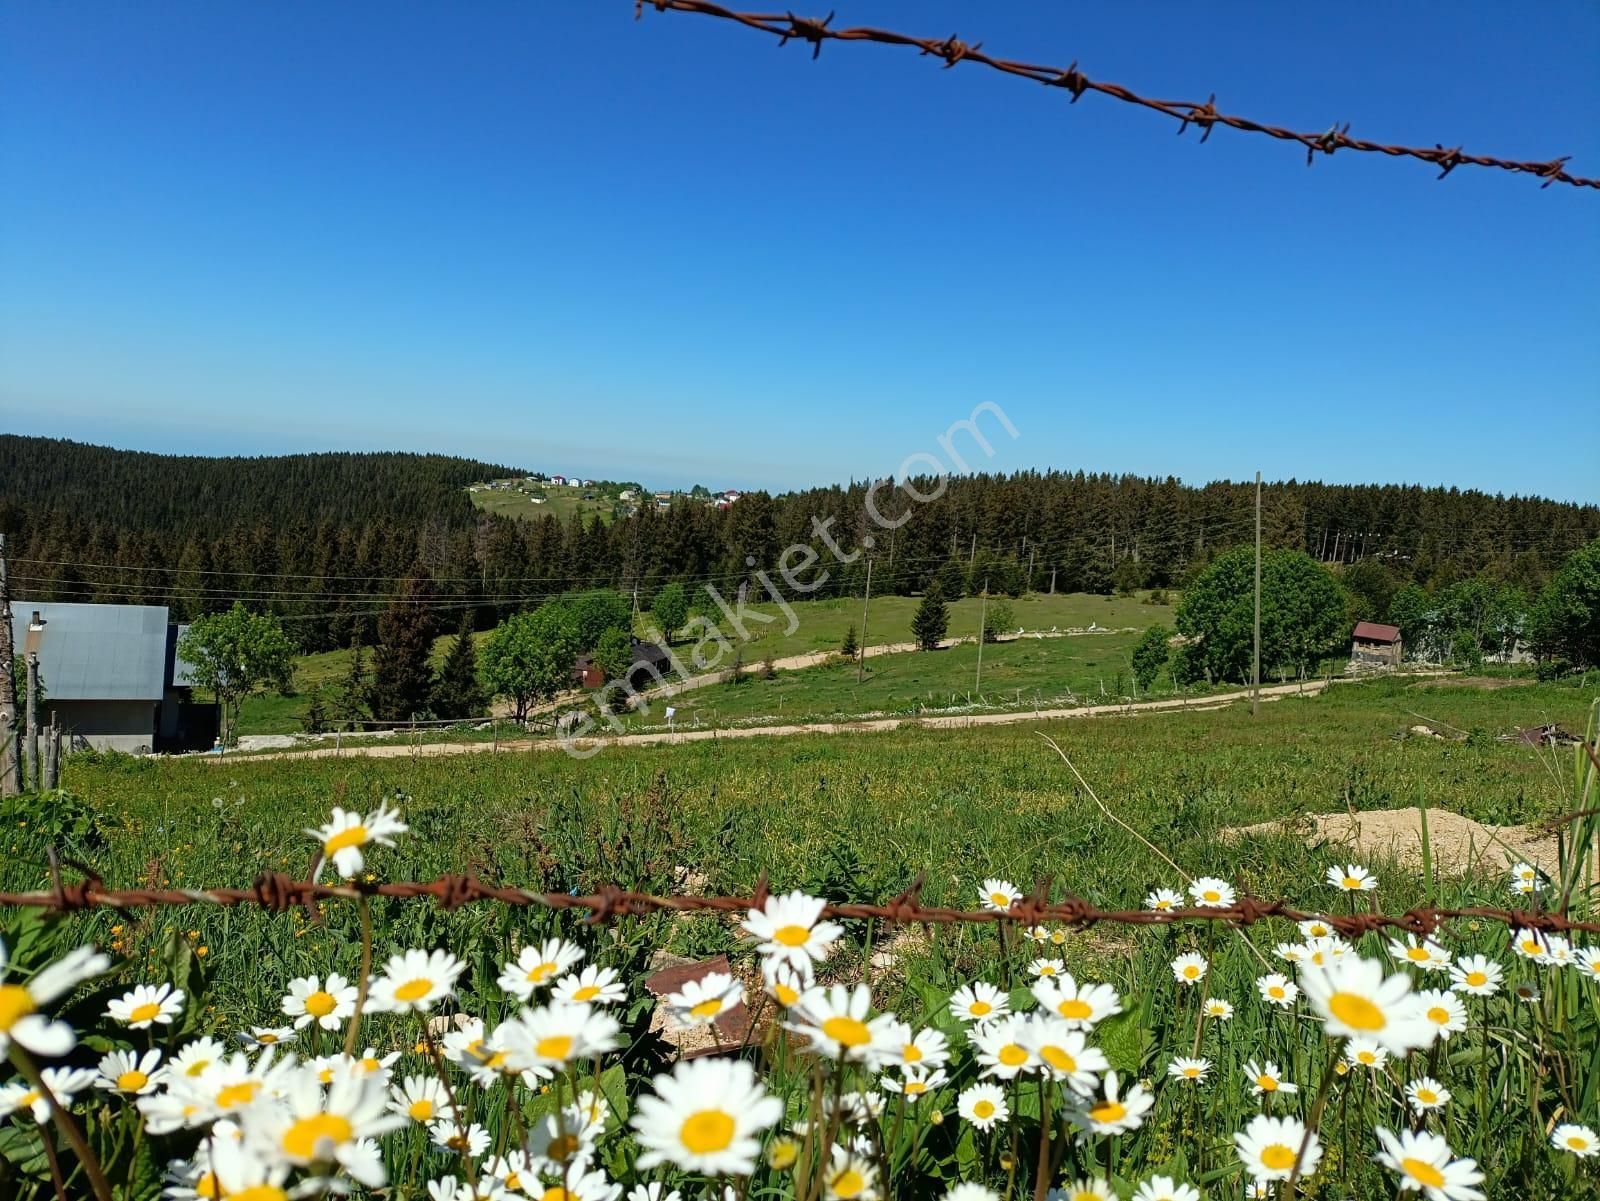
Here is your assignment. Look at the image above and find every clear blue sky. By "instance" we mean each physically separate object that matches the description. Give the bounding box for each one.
[2,2,1596,500]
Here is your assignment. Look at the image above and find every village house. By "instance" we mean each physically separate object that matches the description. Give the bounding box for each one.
[9,602,219,753]
[571,638,674,693]
[1349,620,1403,668]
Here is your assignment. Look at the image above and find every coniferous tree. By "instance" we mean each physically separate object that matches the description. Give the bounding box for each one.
[431,615,486,719]
[912,583,950,652]
[370,574,438,720]
[840,624,859,659]
[334,638,371,731]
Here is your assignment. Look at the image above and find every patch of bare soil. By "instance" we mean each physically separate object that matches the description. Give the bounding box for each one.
[1409,676,1535,690]
[1225,807,1558,877]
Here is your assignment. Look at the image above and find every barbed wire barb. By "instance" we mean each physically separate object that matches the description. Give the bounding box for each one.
[630,1,1597,190]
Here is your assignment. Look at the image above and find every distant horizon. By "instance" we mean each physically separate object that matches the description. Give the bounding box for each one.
[3,429,1594,508]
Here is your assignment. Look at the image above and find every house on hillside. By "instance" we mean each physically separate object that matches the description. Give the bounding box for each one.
[9,602,219,753]
[550,475,566,486]
[571,639,675,694]
[1350,621,1403,668]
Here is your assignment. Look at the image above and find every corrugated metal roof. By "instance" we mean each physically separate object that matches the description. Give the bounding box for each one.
[1352,620,1401,643]
[11,602,172,700]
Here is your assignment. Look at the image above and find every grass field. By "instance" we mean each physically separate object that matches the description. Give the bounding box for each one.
[468,484,626,525]
[2,678,1597,1198]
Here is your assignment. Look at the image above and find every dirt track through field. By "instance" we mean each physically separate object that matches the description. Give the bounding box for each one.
[218,678,1333,764]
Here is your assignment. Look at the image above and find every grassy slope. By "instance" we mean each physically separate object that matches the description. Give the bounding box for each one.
[468,485,623,524]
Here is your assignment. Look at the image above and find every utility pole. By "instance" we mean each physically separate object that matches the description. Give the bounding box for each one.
[969,533,977,564]
[26,651,39,792]
[0,533,19,796]
[1252,471,1262,719]
[856,555,873,685]
[974,578,989,697]
[1049,565,1057,595]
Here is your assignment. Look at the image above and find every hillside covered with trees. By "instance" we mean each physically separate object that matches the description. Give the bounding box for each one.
[2,434,1596,655]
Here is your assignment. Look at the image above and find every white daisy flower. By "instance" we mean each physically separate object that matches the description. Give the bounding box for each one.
[564,1087,611,1139]
[1448,955,1502,996]
[889,1025,950,1070]
[180,1047,297,1119]
[971,1016,1034,1080]
[307,800,407,879]
[1202,998,1234,1021]
[484,1150,537,1197]
[629,1186,683,1201]
[1406,1076,1450,1112]
[1417,989,1468,1041]
[1327,863,1376,892]
[1030,975,1121,1031]
[1300,954,1436,1054]
[498,938,586,1001]
[0,941,108,1058]
[822,1146,878,1200]
[1301,935,1352,968]
[1243,1059,1297,1098]
[281,972,358,1030]
[1256,973,1299,1008]
[1275,942,1308,964]
[741,890,843,972]
[238,1026,294,1048]
[957,1082,1008,1130]
[1552,1123,1598,1157]
[1070,1070,1152,1136]
[1166,1056,1210,1084]
[1052,1179,1113,1201]
[184,1131,293,1201]
[1374,1127,1486,1200]
[944,1187,999,1201]
[1544,936,1575,968]
[948,981,1010,1025]
[241,1062,403,1186]
[430,1118,491,1158]
[524,1110,597,1177]
[1170,952,1207,986]
[551,965,627,1008]
[499,1003,621,1077]
[1145,888,1184,913]
[350,1046,398,1082]
[1297,917,1338,939]
[1510,927,1551,963]
[1029,958,1066,979]
[788,984,898,1065]
[1235,1114,1321,1182]
[1509,862,1546,893]
[167,1036,227,1082]
[879,1065,947,1101]
[1514,982,1541,1004]
[1024,926,1052,944]
[0,1066,97,1124]
[1345,1037,1390,1070]
[980,878,1021,912]
[1019,1016,1107,1096]
[1188,877,1235,908]
[630,1057,782,1175]
[762,961,811,1009]
[389,1074,455,1124]
[106,982,184,1030]
[368,948,465,1014]
[1577,947,1600,982]
[662,971,743,1026]
[1132,1177,1200,1201]
[1388,935,1452,972]
[95,1048,163,1095]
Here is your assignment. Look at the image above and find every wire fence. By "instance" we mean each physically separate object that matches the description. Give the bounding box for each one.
[3,870,1596,937]
[631,1,1598,191]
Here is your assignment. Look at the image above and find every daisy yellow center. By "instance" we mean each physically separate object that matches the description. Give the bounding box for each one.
[902,1044,923,1063]
[1257,1075,1277,1091]
[255,1033,280,1044]
[19,1089,41,1107]
[972,1100,995,1119]
[1328,992,1386,1030]
[484,1051,507,1071]
[1520,940,1542,955]
[527,961,558,983]
[1568,1135,1591,1149]
[409,1099,435,1120]
[773,982,799,1006]
[689,999,724,1019]
[968,1000,992,1018]
[1039,1045,1077,1073]
[539,1190,569,1201]
[990,892,1011,907]
[0,985,37,1031]
[821,1016,871,1047]
[1268,986,1285,998]
[129,1001,162,1024]
[193,1173,221,1199]
[216,1081,259,1106]
[547,1132,581,1160]
[393,978,433,1003]
[303,990,338,1017]
[1260,1144,1297,1171]
[904,1081,926,1095]
[770,1142,799,1169]
[1182,1066,1201,1077]
[1427,1006,1450,1024]
[324,825,368,854]
[1089,1100,1125,1124]
[1358,1051,1377,1065]
[231,1189,289,1201]
[536,1035,574,1060]
[773,924,810,947]
[831,1168,867,1199]
[998,1044,1028,1067]
[359,1056,380,1072]
[1401,1159,1445,1188]
[185,1059,211,1077]
[317,1070,335,1083]
[281,1113,354,1159]
[1202,889,1221,903]
[504,1175,522,1191]
[1406,947,1429,962]
[116,1069,149,1091]
[1057,999,1092,1020]
[1182,965,1200,979]
[1071,1193,1100,1201]
[1343,876,1361,889]
[1415,1089,1437,1103]
[1155,900,1173,910]
[678,1108,735,1154]
[571,985,602,1001]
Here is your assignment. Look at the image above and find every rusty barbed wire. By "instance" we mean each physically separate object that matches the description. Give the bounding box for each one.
[2,870,1595,939]
[630,1,1597,191]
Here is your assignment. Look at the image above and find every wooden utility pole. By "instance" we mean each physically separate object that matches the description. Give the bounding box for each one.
[974,578,989,696]
[26,652,39,792]
[1049,565,1057,594]
[856,556,873,684]
[1252,471,1262,718]
[0,533,21,796]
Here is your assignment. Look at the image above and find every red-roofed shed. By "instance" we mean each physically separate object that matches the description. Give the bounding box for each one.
[1351,621,1402,666]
